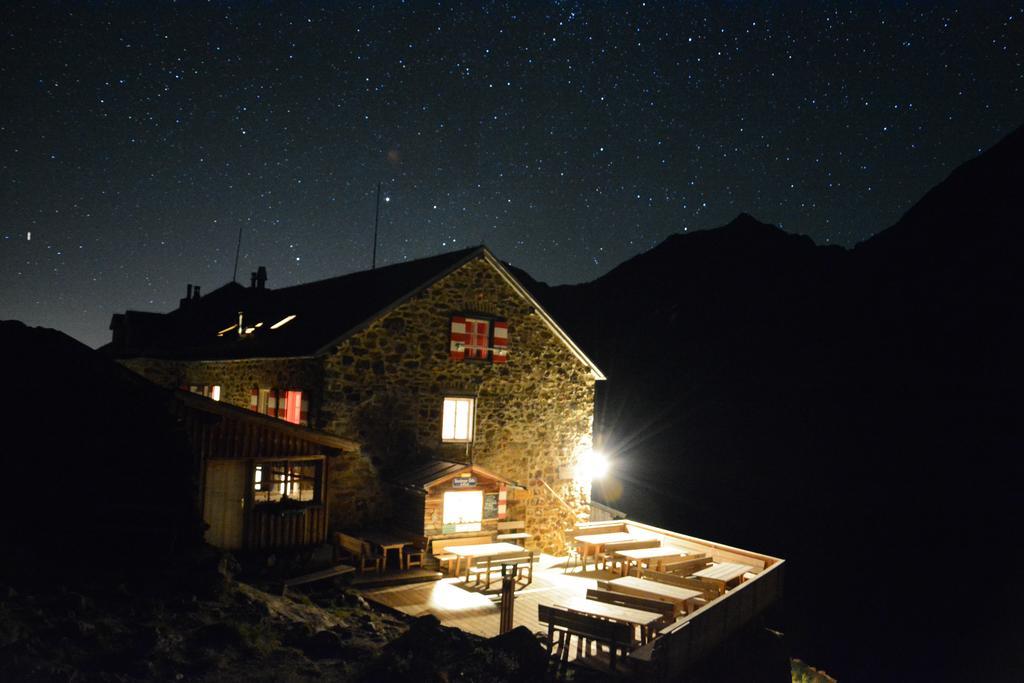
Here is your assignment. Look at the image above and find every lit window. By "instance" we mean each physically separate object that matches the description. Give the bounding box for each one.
[255,388,305,425]
[253,460,321,504]
[443,490,483,532]
[283,390,302,425]
[270,314,297,330]
[442,397,475,442]
[464,318,490,359]
[189,384,221,401]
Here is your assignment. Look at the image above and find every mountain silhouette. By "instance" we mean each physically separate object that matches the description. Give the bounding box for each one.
[515,123,1024,681]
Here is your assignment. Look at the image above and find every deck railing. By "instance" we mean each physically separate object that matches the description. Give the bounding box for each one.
[575,518,785,680]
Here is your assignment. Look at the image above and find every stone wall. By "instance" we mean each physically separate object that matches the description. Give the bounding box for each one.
[319,257,597,553]
[117,355,384,533]
[118,255,599,552]
[120,356,322,411]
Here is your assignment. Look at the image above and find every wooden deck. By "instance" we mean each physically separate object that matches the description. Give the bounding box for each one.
[358,519,785,680]
[360,554,621,638]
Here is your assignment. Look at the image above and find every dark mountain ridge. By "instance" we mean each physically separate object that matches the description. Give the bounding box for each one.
[515,123,1024,681]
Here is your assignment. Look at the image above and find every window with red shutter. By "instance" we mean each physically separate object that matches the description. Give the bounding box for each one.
[188,384,221,400]
[464,318,490,360]
[450,315,508,363]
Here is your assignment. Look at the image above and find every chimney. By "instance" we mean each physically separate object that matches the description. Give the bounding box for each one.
[179,284,193,308]
[193,285,201,299]
[251,266,267,290]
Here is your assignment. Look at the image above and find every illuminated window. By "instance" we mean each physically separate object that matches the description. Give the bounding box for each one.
[463,318,490,360]
[189,384,221,401]
[450,316,508,363]
[254,388,306,425]
[283,390,302,424]
[270,314,296,330]
[253,460,322,504]
[442,397,475,442]
[443,490,483,532]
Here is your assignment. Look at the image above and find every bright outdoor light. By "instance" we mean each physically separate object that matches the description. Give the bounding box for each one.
[589,450,610,478]
[577,448,610,480]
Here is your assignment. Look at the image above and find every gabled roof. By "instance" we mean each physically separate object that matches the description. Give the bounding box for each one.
[105,246,605,379]
[389,459,525,491]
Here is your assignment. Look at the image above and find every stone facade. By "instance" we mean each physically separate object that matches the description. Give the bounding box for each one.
[119,254,599,552]
[118,355,384,531]
[317,257,597,552]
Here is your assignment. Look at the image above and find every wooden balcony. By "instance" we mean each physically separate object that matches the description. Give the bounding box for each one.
[359,519,783,679]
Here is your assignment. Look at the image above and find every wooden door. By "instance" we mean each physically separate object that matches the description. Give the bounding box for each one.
[203,459,247,549]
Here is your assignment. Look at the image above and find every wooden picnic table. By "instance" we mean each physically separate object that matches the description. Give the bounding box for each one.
[690,562,753,590]
[450,542,530,586]
[573,532,638,571]
[613,546,688,577]
[360,531,409,572]
[607,576,703,617]
[557,596,664,645]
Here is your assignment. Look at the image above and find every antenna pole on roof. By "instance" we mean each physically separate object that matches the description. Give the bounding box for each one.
[372,182,381,270]
[232,225,243,283]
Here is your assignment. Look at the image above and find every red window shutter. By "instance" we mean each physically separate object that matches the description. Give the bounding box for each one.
[267,389,278,418]
[498,485,508,519]
[249,387,259,412]
[492,320,508,363]
[278,390,288,420]
[450,316,467,361]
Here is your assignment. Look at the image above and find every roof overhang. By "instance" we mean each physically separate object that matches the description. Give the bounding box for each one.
[174,390,360,452]
[391,459,527,492]
[480,250,606,380]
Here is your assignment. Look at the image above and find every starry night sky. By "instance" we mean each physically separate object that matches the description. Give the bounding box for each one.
[2,2,1022,348]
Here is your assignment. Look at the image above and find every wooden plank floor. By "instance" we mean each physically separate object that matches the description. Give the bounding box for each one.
[359,554,623,639]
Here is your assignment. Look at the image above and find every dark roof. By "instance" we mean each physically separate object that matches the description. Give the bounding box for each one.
[104,245,605,378]
[389,459,524,491]
[105,247,482,360]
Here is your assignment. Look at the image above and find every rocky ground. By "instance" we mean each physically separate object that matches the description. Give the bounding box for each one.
[0,547,551,683]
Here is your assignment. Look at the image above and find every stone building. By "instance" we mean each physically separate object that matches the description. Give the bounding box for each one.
[106,247,605,552]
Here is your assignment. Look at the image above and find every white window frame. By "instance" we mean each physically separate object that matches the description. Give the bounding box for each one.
[441,396,475,443]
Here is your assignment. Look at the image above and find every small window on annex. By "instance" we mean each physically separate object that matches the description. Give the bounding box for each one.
[441,396,475,443]
[253,460,322,504]
[442,490,483,532]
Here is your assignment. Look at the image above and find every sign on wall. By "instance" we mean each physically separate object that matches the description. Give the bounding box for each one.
[452,476,478,488]
[483,492,499,519]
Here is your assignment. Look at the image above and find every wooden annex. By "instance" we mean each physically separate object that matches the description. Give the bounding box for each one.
[174,390,359,551]
[388,460,523,543]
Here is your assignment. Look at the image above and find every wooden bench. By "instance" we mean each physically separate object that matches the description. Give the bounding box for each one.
[280,564,355,596]
[538,604,634,674]
[598,538,660,572]
[495,520,531,544]
[573,522,628,536]
[334,532,381,574]
[642,569,723,601]
[468,550,534,589]
[430,535,494,575]
[398,533,428,569]
[586,588,675,632]
[658,554,711,576]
